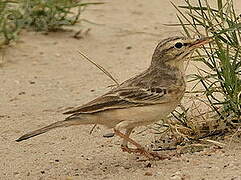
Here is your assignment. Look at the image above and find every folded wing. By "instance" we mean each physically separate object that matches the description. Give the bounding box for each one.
[63,86,171,115]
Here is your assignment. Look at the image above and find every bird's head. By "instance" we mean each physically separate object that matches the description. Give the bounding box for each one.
[151,36,211,70]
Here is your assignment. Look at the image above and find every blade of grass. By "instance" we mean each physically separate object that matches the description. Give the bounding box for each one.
[77,50,119,86]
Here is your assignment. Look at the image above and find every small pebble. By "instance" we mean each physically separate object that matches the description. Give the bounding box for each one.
[144,172,153,176]
[18,92,26,95]
[146,162,152,168]
[103,132,115,138]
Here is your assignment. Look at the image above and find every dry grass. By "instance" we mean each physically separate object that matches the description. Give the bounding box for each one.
[155,0,241,153]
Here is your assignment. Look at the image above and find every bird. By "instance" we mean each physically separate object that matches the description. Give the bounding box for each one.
[16,36,211,159]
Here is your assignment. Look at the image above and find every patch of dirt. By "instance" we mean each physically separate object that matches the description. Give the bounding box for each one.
[0,0,240,179]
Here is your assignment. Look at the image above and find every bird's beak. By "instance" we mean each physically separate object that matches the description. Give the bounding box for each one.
[189,37,212,48]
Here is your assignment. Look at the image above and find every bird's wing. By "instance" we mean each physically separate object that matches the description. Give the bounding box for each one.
[63,86,179,115]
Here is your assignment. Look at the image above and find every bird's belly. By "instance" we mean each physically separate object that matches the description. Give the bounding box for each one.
[96,102,178,128]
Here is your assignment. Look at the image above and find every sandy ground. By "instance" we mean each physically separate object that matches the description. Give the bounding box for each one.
[1,0,241,179]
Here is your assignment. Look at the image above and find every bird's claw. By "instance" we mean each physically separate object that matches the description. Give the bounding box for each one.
[121,145,167,160]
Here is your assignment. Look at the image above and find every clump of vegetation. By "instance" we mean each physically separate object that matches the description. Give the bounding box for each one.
[20,0,102,32]
[0,1,22,47]
[167,0,241,145]
[0,0,101,48]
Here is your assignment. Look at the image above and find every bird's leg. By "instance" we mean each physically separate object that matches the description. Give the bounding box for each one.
[114,129,163,160]
[114,128,142,148]
[120,128,136,153]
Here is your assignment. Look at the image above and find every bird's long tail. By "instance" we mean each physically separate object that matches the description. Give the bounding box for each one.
[16,117,89,142]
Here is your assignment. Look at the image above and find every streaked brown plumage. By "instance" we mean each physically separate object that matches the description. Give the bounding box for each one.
[16,36,211,159]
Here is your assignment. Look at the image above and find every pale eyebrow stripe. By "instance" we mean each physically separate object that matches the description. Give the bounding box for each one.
[158,37,183,51]
[161,37,181,46]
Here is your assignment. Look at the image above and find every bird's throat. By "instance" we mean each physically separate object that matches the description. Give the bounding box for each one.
[165,60,185,74]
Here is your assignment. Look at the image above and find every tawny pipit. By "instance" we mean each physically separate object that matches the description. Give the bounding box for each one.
[16,36,210,159]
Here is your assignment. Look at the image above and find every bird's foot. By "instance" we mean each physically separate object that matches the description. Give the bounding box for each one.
[121,145,167,160]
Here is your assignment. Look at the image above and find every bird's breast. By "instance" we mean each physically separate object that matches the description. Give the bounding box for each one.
[96,102,180,129]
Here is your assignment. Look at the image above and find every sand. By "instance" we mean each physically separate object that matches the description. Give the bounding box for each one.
[1,0,241,179]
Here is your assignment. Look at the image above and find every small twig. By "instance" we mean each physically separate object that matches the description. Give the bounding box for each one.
[89,124,97,135]
[73,28,91,39]
[201,139,226,148]
[228,126,241,148]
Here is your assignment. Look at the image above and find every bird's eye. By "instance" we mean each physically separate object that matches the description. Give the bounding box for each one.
[174,42,183,49]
